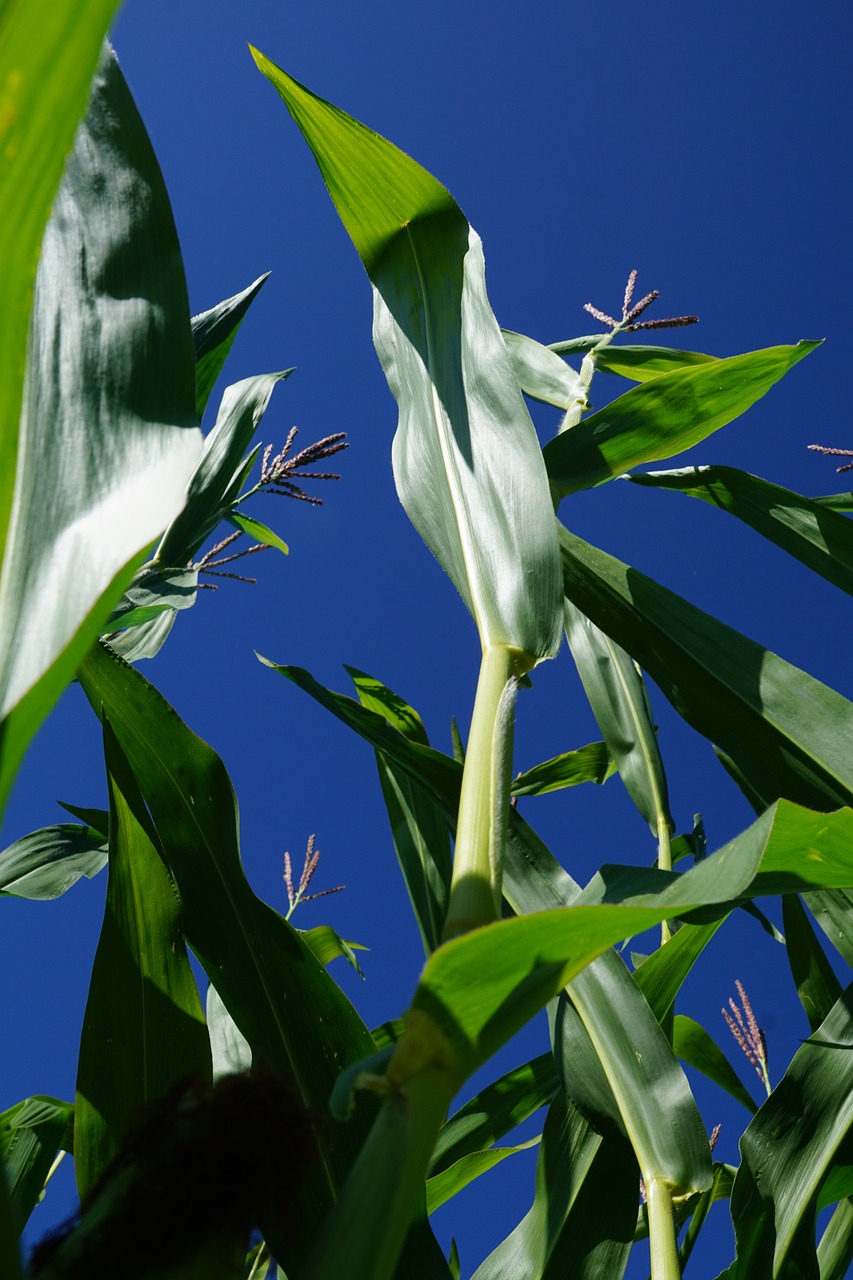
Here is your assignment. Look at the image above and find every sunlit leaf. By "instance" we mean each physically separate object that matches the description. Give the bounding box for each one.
[426,1136,540,1213]
[672,1015,758,1114]
[0,44,202,812]
[0,823,106,900]
[544,342,819,498]
[511,742,615,796]
[0,1096,73,1233]
[253,52,562,665]
[548,336,716,382]
[226,510,289,556]
[501,330,585,409]
[207,983,252,1080]
[192,273,270,418]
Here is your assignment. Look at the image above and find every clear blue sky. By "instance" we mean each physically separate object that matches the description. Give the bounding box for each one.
[3,2,852,1275]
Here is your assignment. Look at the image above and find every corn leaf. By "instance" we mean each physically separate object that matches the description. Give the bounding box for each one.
[74,717,212,1199]
[426,1137,541,1213]
[544,342,819,498]
[548,337,717,382]
[817,1199,853,1280]
[0,43,202,813]
[672,1015,758,1114]
[192,273,270,418]
[207,983,252,1080]
[226,510,289,556]
[347,666,451,954]
[0,1096,73,1234]
[564,602,673,838]
[726,983,853,1279]
[501,330,585,410]
[559,525,853,811]
[630,466,853,597]
[782,894,844,1034]
[0,823,107,900]
[511,742,615,796]
[253,52,562,664]
[77,641,379,1274]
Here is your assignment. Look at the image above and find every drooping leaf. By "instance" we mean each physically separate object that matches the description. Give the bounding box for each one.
[105,567,199,632]
[559,525,853,811]
[544,342,819,498]
[301,924,367,977]
[77,641,378,1274]
[429,1054,558,1178]
[75,717,212,1198]
[548,336,717,382]
[564,601,673,838]
[0,1096,73,1233]
[156,371,292,569]
[347,666,451,954]
[192,273,270,418]
[630,466,853,597]
[426,1136,541,1213]
[727,983,853,1278]
[672,1015,758,1114]
[0,823,106,900]
[511,741,616,796]
[253,52,562,665]
[501,330,585,410]
[471,1090,636,1280]
[0,43,202,812]
[782,894,844,1034]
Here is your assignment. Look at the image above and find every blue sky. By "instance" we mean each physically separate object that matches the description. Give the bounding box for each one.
[3,2,853,1275]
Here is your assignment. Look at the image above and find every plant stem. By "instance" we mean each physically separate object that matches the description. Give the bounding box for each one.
[658,815,673,944]
[442,645,519,939]
[647,1178,682,1280]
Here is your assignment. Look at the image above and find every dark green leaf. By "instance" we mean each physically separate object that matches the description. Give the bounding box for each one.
[559,525,853,811]
[192,273,269,418]
[632,917,728,1020]
[0,44,201,813]
[564,602,673,838]
[630,466,853,597]
[429,1054,558,1178]
[426,1136,540,1212]
[0,1096,73,1233]
[804,889,853,970]
[672,1015,758,1114]
[783,895,844,1033]
[817,1198,853,1280]
[0,824,106,900]
[511,742,615,796]
[348,667,451,954]
[77,642,377,1274]
[544,343,819,498]
[727,983,853,1278]
[811,492,853,513]
[75,718,212,1198]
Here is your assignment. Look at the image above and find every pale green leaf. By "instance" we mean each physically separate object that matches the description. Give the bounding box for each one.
[501,330,585,409]
[192,273,270,418]
[0,823,106,900]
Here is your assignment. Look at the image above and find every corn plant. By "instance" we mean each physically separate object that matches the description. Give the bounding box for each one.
[3,11,853,1280]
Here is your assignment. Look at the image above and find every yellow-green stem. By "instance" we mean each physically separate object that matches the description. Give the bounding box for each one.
[647,1179,681,1280]
[442,645,519,940]
[657,815,673,944]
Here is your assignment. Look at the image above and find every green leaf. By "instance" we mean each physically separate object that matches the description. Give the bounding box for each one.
[564,602,673,838]
[817,1198,853,1280]
[630,466,853,598]
[301,924,367,977]
[0,44,202,813]
[192,273,270,418]
[804,889,853,969]
[77,642,378,1274]
[559,525,853,812]
[0,1096,73,1233]
[548,336,717,382]
[632,917,728,1021]
[75,717,212,1199]
[544,342,819,498]
[105,609,179,663]
[347,667,451,954]
[811,492,853,513]
[471,1090,636,1280]
[226,510,289,556]
[727,983,853,1278]
[426,1136,540,1213]
[0,1156,21,1280]
[156,371,292,568]
[672,1015,758,1114]
[253,52,562,664]
[105,567,199,632]
[0,4,123,563]
[782,894,844,1034]
[501,330,585,409]
[429,1054,558,1178]
[511,742,616,796]
[0,823,107,900]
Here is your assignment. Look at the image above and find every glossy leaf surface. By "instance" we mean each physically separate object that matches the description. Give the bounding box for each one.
[560,526,853,811]
[0,823,106,900]
[192,273,269,418]
[548,337,716,381]
[253,53,562,663]
[0,45,201,811]
[544,343,818,498]
[75,718,212,1198]
[0,1096,73,1233]
[501,330,585,409]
